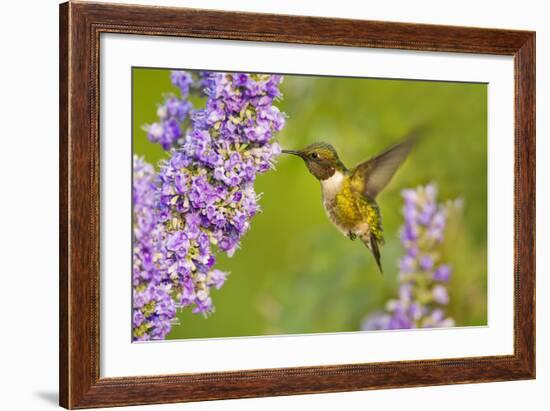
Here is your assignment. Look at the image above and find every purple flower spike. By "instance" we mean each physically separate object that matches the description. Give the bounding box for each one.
[134,70,286,340]
[363,184,457,331]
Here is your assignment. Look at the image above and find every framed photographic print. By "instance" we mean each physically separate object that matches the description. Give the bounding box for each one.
[59,1,535,408]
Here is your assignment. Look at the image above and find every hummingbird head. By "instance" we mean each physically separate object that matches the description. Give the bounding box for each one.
[282,142,346,181]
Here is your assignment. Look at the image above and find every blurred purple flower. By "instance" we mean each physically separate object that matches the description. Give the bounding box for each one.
[432,285,450,305]
[433,264,452,282]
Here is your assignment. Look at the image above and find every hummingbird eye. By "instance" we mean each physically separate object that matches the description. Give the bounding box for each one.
[310,152,319,159]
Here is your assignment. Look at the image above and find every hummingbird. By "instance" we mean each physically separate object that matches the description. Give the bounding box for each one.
[282,133,416,273]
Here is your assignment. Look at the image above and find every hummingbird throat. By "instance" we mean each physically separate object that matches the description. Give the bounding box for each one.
[320,170,346,199]
[309,162,338,181]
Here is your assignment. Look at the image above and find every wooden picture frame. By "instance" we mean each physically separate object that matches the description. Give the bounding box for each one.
[59,1,535,408]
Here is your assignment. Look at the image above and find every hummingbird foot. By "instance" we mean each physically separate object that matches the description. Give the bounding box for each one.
[347,231,357,241]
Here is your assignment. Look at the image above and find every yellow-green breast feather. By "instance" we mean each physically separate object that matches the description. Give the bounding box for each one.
[333,178,362,228]
[326,178,382,241]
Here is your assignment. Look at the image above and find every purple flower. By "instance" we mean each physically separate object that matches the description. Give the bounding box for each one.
[207,269,228,289]
[408,303,423,321]
[432,285,449,305]
[398,283,413,303]
[361,312,391,330]
[433,264,452,282]
[401,223,418,242]
[399,255,416,273]
[423,308,455,328]
[171,71,193,95]
[419,255,434,271]
[233,73,250,87]
[166,232,190,256]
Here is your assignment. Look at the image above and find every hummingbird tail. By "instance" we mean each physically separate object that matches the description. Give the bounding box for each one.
[361,233,384,274]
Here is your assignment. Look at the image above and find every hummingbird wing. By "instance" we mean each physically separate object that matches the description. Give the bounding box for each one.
[351,132,417,199]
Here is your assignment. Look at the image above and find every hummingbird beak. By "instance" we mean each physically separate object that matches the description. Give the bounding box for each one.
[282,149,304,158]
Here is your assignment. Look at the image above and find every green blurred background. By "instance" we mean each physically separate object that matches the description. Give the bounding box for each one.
[133,68,487,339]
